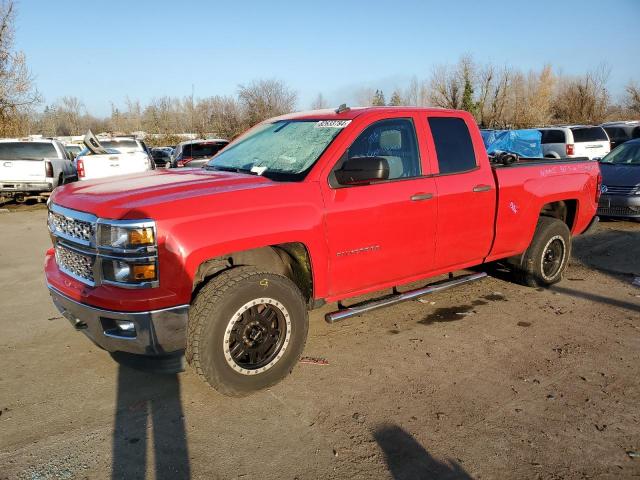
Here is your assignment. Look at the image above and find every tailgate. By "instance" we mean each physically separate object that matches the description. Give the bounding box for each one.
[117,152,151,175]
[0,159,46,183]
[574,141,609,160]
[80,153,150,180]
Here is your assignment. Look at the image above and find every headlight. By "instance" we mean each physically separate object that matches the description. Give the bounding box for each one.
[96,219,158,287]
[98,222,156,250]
[102,259,157,285]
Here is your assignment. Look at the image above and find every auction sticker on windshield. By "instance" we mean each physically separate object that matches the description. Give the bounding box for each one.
[315,120,352,128]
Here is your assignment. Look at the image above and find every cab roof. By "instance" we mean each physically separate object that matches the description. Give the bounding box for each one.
[273,106,460,122]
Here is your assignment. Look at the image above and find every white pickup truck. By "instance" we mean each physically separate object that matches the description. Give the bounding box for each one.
[0,139,76,201]
[75,137,154,181]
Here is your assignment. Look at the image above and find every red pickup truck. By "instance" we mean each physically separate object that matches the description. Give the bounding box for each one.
[45,107,601,395]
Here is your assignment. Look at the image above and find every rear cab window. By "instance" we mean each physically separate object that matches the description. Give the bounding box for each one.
[98,139,141,150]
[428,117,477,174]
[0,142,58,160]
[570,127,608,143]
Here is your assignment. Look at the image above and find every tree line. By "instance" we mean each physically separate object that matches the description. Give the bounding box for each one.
[1,1,639,143]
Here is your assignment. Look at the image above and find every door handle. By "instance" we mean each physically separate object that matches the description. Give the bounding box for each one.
[410,193,433,201]
[473,184,492,192]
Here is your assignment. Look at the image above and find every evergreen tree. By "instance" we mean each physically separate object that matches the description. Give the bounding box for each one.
[371,89,386,106]
[389,90,403,106]
[461,61,476,115]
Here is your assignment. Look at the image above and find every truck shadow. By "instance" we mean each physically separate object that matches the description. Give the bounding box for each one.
[111,365,190,480]
[373,424,472,480]
[479,223,639,314]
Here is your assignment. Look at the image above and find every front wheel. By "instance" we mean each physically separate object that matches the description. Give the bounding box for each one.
[186,266,308,396]
[518,217,571,287]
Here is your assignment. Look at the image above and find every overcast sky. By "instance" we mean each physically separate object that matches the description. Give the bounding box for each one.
[16,0,640,116]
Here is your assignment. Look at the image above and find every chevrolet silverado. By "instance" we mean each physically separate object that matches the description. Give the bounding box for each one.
[45,107,601,396]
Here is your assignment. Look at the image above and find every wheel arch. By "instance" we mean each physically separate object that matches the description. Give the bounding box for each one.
[192,242,315,306]
[540,199,578,232]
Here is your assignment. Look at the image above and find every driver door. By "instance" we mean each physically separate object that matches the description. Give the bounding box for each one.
[320,114,437,297]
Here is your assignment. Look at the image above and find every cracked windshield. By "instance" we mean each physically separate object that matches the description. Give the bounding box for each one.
[207,120,344,179]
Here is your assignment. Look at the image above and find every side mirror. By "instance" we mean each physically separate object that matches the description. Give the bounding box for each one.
[335,156,390,186]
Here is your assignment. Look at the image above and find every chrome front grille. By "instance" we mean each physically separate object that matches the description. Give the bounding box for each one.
[55,244,95,283]
[48,209,96,245]
[601,185,637,195]
[48,203,159,289]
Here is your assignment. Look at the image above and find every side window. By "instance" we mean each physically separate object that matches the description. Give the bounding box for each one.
[428,117,477,174]
[541,129,566,144]
[343,118,420,180]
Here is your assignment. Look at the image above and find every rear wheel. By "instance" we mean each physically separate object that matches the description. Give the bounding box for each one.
[186,266,308,396]
[517,217,571,287]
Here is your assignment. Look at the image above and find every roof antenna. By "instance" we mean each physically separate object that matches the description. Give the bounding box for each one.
[335,103,350,114]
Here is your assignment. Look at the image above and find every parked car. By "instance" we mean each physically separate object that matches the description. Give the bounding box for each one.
[45,107,600,396]
[597,138,640,219]
[538,126,610,160]
[75,137,154,181]
[601,121,640,150]
[0,139,76,201]
[173,139,229,168]
[64,143,83,159]
[151,148,172,168]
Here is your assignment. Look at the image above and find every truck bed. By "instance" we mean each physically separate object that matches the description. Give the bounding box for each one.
[487,156,600,262]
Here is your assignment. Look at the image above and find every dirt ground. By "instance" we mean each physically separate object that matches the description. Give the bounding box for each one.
[0,205,638,480]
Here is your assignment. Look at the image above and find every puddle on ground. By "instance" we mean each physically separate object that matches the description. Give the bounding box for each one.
[419,305,474,325]
[418,293,509,326]
[483,293,508,302]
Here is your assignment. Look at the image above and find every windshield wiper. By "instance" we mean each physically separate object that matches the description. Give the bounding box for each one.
[206,165,258,175]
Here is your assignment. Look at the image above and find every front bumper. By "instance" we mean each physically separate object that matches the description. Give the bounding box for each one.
[48,285,188,355]
[597,194,640,218]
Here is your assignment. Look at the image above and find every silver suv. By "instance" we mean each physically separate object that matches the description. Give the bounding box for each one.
[538,126,610,160]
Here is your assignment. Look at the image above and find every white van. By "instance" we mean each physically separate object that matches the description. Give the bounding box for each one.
[538,126,610,160]
[0,139,76,199]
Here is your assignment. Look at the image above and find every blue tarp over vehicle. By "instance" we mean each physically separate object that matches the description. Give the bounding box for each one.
[481,129,542,158]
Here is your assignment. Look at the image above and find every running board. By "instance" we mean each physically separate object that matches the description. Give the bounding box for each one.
[324,272,487,323]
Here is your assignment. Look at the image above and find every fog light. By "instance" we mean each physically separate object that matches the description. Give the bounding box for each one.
[132,264,156,280]
[116,321,135,332]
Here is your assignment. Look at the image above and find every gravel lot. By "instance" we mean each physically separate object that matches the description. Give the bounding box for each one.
[0,205,639,480]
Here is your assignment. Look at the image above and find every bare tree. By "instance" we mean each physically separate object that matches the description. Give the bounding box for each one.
[353,87,376,106]
[0,0,40,136]
[310,93,329,110]
[403,76,429,107]
[624,81,640,116]
[200,95,244,139]
[552,65,611,124]
[237,79,297,128]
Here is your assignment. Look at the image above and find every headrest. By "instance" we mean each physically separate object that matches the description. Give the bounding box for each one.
[380,130,402,150]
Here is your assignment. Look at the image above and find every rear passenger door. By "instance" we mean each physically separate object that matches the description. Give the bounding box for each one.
[425,115,496,270]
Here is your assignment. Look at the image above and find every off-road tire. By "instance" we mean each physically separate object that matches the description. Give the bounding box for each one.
[186,266,308,396]
[518,217,571,287]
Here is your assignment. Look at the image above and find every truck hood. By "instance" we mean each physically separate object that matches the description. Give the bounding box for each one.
[51,168,275,218]
[599,162,640,187]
